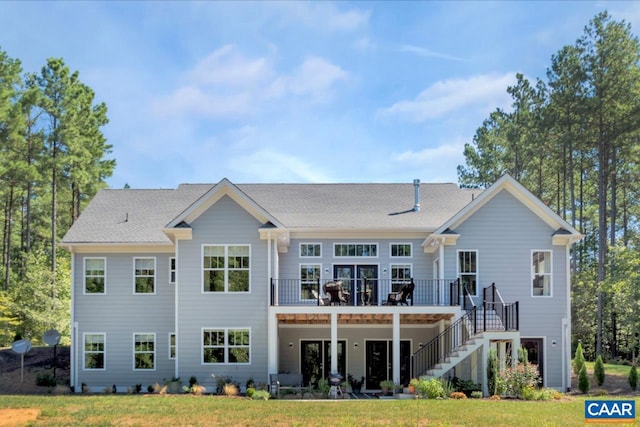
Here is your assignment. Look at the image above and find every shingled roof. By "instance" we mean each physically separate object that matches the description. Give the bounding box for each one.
[61,181,481,245]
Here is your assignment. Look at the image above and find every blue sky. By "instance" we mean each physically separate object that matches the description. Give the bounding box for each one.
[2,1,639,189]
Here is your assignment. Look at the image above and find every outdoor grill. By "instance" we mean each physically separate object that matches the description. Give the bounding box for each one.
[328,372,343,386]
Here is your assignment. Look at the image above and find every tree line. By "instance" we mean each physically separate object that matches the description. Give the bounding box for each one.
[458,11,640,362]
[0,47,114,345]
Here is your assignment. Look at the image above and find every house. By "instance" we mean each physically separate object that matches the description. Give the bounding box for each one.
[60,174,582,394]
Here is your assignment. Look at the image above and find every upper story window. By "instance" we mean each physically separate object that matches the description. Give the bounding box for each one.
[133,333,155,370]
[300,243,321,257]
[334,243,378,257]
[300,264,321,300]
[391,243,412,257]
[202,328,250,364]
[532,250,552,296]
[169,257,176,284]
[169,333,176,359]
[134,257,156,294]
[84,257,106,294]
[203,245,250,292]
[84,333,105,370]
[458,250,478,296]
[390,264,412,292]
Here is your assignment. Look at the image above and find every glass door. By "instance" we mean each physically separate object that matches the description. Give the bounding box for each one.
[521,338,544,385]
[365,340,411,389]
[301,340,346,386]
[334,265,378,305]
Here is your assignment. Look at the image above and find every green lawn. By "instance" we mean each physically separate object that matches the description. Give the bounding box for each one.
[1,395,639,426]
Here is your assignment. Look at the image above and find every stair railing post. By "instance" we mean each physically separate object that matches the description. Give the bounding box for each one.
[317,279,321,306]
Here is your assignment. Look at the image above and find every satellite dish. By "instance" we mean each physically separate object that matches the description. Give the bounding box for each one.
[11,339,32,355]
[43,329,61,346]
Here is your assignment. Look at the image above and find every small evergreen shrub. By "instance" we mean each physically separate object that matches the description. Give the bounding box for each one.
[578,364,590,394]
[628,365,638,391]
[246,387,256,398]
[251,390,270,400]
[470,391,483,399]
[487,348,499,396]
[417,378,444,399]
[36,372,57,387]
[594,355,605,386]
[573,343,585,376]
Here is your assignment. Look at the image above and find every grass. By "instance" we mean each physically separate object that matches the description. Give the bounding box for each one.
[1,395,639,426]
[584,361,636,377]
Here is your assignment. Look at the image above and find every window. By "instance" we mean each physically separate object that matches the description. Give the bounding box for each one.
[300,264,321,299]
[133,333,155,370]
[391,243,412,257]
[532,251,552,296]
[300,243,321,257]
[169,333,176,359]
[84,257,106,294]
[134,257,156,294]
[334,243,377,257]
[202,328,250,364]
[391,264,412,292]
[203,245,250,292]
[169,257,176,284]
[84,333,105,370]
[458,251,478,296]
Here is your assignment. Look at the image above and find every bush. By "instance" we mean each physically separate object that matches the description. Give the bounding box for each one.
[573,343,585,376]
[417,378,444,399]
[251,390,270,400]
[246,387,256,398]
[449,391,467,399]
[470,391,483,399]
[628,365,638,391]
[317,378,330,395]
[36,372,57,387]
[499,363,540,399]
[578,364,590,394]
[487,348,499,396]
[594,355,605,386]
[222,383,239,396]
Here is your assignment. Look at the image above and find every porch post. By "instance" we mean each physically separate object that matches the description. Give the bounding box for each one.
[511,336,520,367]
[330,312,338,373]
[481,338,489,396]
[267,311,278,376]
[438,241,445,303]
[392,312,400,385]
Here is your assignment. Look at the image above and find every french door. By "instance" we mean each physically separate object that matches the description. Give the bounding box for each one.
[300,340,346,386]
[333,265,378,305]
[521,338,544,385]
[365,340,410,389]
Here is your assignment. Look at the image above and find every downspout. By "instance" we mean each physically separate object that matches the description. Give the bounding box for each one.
[174,242,180,380]
[438,238,445,303]
[565,242,572,391]
[69,250,76,391]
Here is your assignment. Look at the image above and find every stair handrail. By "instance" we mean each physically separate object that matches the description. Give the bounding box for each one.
[410,306,478,378]
[483,283,519,331]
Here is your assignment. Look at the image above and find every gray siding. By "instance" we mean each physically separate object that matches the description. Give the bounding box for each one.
[445,189,568,387]
[74,253,176,388]
[176,195,269,389]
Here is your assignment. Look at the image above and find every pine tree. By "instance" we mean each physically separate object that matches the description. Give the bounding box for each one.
[573,343,585,376]
[578,364,590,394]
[628,365,637,391]
[594,355,605,386]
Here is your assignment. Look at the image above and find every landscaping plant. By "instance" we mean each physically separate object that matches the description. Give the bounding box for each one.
[578,364,590,394]
[573,343,585,376]
[628,365,638,391]
[594,355,605,386]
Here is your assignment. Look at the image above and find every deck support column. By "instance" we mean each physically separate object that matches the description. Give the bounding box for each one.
[330,312,338,373]
[267,312,278,376]
[392,312,400,386]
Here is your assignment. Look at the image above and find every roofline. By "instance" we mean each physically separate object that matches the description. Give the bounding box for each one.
[60,242,175,253]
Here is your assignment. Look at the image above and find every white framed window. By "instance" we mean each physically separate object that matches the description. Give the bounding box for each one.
[84,257,106,294]
[169,333,176,359]
[300,264,321,300]
[390,264,412,292]
[458,250,478,296]
[300,243,321,257]
[532,250,552,297]
[202,328,250,364]
[133,333,155,370]
[169,257,176,284]
[83,333,105,370]
[134,257,156,294]
[202,245,250,292]
[390,243,412,258]
[334,243,378,257]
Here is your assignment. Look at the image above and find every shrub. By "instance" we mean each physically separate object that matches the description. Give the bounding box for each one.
[36,372,57,387]
[534,387,559,401]
[246,387,256,398]
[251,390,270,400]
[628,365,638,391]
[470,390,483,399]
[417,378,444,399]
[573,343,585,376]
[487,348,499,396]
[499,363,540,399]
[522,386,536,400]
[578,364,590,394]
[594,355,605,386]
[223,383,239,396]
[189,376,198,387]
[317,378,330,395]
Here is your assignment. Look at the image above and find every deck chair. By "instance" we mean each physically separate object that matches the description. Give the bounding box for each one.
[323,281,348,305]
[386,280,415,306]
[311,289,330,306]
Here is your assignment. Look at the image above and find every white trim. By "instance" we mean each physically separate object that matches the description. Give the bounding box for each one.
[531,250,553,297]
[169,257,176,284]
[201,244,251,293]
[133,257,157,295]
[299,242,322,258]
[133,332,157,371]
[82,332,106,371]
[83,257,106,295]
[201,327,251,365]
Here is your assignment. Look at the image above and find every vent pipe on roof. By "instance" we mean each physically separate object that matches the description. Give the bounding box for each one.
[413,179,420,212]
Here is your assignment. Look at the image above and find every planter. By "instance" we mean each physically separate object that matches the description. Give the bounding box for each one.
[166,380,182,394]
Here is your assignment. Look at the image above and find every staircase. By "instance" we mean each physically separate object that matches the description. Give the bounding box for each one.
[411,283,519,380]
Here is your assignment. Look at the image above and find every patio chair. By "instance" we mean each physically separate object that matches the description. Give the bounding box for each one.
[386,280,415,306]
[323,281,348,305]
[311,289,330,306]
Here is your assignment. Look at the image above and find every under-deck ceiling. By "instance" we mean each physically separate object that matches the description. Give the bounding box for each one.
[275,312,452,325]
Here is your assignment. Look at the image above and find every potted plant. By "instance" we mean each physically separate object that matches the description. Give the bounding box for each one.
[164,377,181,394]
[380,379,395,395]
[347,374,364,393]
[408,378,419,394]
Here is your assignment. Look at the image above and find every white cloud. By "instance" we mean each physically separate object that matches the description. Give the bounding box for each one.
[276,57,348,100]
[187,45,272,87]
[274,2,371,32]
[399,44,464,62]
[379,73,517,122]
[229,149,334,183]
